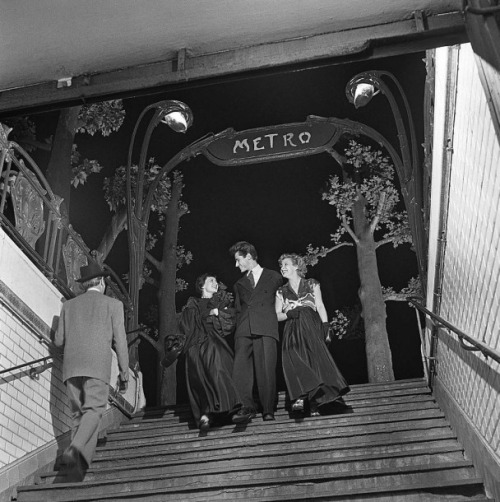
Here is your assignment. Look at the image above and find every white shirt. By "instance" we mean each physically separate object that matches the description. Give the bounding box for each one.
[248,264,263,286]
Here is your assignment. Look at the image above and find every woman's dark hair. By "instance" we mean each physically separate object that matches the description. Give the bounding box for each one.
[229,241,258,260]
[195,273,217,296]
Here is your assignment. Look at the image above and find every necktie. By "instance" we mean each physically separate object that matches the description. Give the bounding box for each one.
[248,271,255,288]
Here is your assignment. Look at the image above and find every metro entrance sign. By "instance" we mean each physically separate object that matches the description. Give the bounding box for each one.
[202,116,347,166]
[160,115,403,183]
[195,114,421,292]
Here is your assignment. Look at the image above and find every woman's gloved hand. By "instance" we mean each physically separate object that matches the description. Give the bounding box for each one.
[322,322,331,342]
[286,308,301,319]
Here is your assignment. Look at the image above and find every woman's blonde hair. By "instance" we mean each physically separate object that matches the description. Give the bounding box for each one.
[278,253,307,278]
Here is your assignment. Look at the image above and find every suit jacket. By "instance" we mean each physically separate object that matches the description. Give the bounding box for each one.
[54,290,129,384]
[234,268,283,340]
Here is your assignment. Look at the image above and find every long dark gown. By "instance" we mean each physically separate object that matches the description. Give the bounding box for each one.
[179,297,241,423]
[279,278,350,407]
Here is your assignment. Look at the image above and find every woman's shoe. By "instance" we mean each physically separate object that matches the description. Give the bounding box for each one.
[292,398,304,411]
[199,415,211,431]
[232,407,255,424]
[332,396,349,408]
[310,403,321,417]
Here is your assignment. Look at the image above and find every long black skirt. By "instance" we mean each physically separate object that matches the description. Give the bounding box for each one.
[185,332,241,422]
[282,307,349,405]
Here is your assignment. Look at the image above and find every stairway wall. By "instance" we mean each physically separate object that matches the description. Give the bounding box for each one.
[0,405,128,502]
[435,377,500,501]
[0,228,137,501]
[0,227,70,474]
[427,43,500,501]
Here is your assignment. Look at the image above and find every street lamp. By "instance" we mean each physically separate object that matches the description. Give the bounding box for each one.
[345,71,426,289]
[125,100,193,360]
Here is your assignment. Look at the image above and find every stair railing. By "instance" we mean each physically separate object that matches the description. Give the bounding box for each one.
[0,327,146,417]
[0,325,144,377]
[409,297,500,387]
[0,356,53,380]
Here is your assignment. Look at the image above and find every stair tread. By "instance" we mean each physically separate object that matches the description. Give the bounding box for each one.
[95,416,450,455]
[107,406,446,436]
[106,477,488,502]
[17,463,479,499]
[40,443,465,481]
[93,426,455,465]
[91,433,459,467]
[128,379,430,421]
[15,379,490,502]
[92,435,459,471]
[114,398,439,432]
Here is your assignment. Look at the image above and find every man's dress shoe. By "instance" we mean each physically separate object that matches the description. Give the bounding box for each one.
[60,446,87,482]
[61,446,80,468]
[232,407,255,424]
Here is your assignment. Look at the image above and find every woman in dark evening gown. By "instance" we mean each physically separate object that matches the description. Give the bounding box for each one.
[276,254,350,416]
[162,273,241,430]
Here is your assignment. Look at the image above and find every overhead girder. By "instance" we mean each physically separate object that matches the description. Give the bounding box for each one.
[0,10,466,116]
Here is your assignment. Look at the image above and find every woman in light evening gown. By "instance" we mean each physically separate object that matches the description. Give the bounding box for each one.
[276,253,350,416]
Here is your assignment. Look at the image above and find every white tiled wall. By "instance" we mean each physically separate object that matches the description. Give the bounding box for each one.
[0,227,71,469]
[430,43,500,463]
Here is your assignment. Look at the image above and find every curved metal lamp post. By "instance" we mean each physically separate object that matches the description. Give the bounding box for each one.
[125,100,193,360]
[345,71,426,289]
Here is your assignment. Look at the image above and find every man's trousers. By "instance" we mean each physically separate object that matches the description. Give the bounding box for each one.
[66,376,109,466]
[232,335,277,414]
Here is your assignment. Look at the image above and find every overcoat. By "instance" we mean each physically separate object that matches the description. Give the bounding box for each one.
[54,290,129,384]
[233,268,283,340]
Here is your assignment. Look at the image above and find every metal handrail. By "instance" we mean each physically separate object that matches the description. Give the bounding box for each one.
[0,328,144,379]
[0,328,146,379]
[0,329,147,418]
[0,356,53,377]
[408,297,500,365]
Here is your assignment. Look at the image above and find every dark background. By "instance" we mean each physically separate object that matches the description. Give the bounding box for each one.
[29,51,425,405]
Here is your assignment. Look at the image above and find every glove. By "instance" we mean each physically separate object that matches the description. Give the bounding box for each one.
[322,322,331,341]
[286,308,301,319]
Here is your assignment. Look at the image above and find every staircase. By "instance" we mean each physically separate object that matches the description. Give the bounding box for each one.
[16,379,493,501]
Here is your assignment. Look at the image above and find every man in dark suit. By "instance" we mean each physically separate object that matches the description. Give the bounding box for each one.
[229,241,283,422]
[54,262,129,481]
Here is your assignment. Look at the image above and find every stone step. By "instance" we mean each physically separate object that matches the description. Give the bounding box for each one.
[126,379,430,423]
[95,412,448,456]
[347,378,429,393]
[39,442,465,484]
[93,428,458,468]
[106,401,441,440]
[15,378,492,502]
[113,394,438,432]
[17,462,482,501]
[91,426,456,471]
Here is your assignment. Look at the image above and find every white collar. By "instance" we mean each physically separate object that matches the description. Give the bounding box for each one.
[249,264,262,275]
[248,264,264,284]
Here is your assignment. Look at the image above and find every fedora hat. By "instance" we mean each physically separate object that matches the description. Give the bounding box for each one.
[76,262,109,283]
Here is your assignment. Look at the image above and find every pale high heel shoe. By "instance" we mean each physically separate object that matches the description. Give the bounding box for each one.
[292,398,304,411]
[199,414,211,431]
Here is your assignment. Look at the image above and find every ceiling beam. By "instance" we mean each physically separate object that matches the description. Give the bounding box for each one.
[0,11,466,116]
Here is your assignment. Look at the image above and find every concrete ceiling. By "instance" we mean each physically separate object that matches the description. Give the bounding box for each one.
[0,0,465,113]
